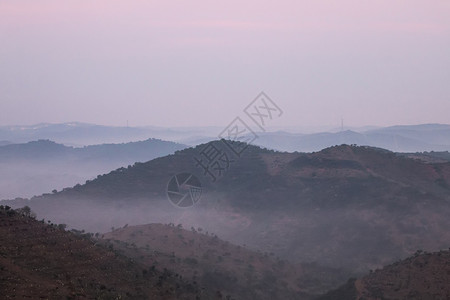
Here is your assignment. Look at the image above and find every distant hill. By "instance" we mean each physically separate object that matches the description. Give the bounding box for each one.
[317,249,450,300]
[0,139,187,162]
[0,205,202,299]
[0,139,70,160]
[5,141,450,276]
[0,139,187,199]
[1,122,450,152]
[252,124,450,152]
[140,123,450,152]
[0,122,218,146]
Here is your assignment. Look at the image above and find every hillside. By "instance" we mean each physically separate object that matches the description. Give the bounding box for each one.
[0,205,204,299]
[102,223,350,299]
[402,151,450,163]
[4,142,450,274]
[317,249,450,300]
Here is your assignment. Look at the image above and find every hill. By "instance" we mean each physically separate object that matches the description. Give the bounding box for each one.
[4,142,450,274]
[0,139,187,162]
[0,205,203,299]
[0,139,186,199]
[317,249,450,300]
[2,122,450,152]
[102,223,351,299]
[0,122,218,146]
[0,204,349,299]
[248,124,450,152]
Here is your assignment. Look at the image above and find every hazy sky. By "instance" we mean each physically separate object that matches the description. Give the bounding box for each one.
[1,1,449,129]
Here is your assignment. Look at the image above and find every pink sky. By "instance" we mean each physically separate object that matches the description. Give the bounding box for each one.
[1,1,449,128]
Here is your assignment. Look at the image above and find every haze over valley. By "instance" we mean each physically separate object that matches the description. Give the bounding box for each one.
[1,1,450,299]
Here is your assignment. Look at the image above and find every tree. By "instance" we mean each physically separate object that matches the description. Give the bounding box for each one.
[18,206,31,217]
[57,224,67,231]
